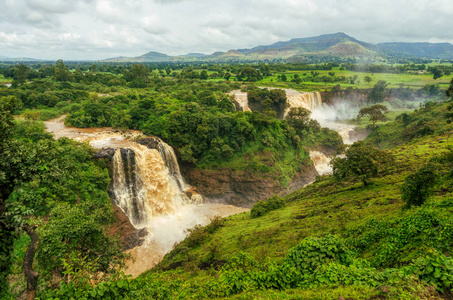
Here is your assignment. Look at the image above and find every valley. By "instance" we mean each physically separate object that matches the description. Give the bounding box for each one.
[1,58,452,299]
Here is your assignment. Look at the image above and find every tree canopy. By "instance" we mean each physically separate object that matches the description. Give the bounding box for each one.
[357,104,388,129]
[331,141,394,187]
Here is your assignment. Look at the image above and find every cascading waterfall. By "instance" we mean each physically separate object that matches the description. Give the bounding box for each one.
[44,115,249,277]
[112,142,197,228]
[309,150,332,176]
[284,91,322,117]
[112,149,147,226]
[158,142,188,192]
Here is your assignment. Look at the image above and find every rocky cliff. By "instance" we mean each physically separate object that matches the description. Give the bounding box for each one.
[181,160,317,208]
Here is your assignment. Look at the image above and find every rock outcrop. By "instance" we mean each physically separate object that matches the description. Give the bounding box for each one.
[108,205,148,251]
[182,161,317,208]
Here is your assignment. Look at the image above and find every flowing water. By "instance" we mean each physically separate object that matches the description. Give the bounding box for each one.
[229,89,363,175]
[229,88,322,114]
[44,116,248,276]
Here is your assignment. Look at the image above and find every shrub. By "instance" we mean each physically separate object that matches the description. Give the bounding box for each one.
[184,225,206,248]
[411,249,453,293]
[250,195,285,218]
[284,235,353,273]
[402,163,438,209]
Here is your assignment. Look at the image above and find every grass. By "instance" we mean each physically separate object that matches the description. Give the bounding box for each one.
[129,101,453,299]
[258,70,452,91]
[365,101,453,149]
[156,128,453,268]
[0,74,11,83]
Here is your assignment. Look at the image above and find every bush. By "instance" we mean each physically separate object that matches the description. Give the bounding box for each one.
[402,163,438,209]
[411,249,453,293]
[184,225,207,248]
[250,195,285,218]
[284,235,353,273]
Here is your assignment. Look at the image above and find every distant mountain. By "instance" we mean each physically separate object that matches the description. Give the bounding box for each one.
[137,51,171,62]
[378,42,453,59]
[103,51,171,62]
[183,53,207,58]
[101,33,453,62]
[0,55,40,62]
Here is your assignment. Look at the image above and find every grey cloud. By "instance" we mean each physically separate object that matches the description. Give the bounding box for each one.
[0,0,452,60]
[25,0,78,14]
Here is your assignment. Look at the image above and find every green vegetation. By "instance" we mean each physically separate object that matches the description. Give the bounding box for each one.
[0,100,125,299]
[1,60,453,299]
[357,104,388,129]
[34,125,453,299]
[331,141,394,186]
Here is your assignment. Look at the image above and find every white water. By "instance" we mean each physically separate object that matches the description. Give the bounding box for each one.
[309,101,364,175]
[309,151,332,175]
[44,116,248,276]
[229,90,251,111]
[229,88,322,114]
[311,101,360,145]
[283,90,322,117]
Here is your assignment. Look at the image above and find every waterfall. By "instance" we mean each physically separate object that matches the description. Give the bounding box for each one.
[112,149,148,226]
[158,141,188,192]
[284,91,322,117]
[309,150,332,175]
[111,144,192,228]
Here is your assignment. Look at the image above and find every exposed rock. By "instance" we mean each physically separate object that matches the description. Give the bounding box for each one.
[182,161,317,208]
[137,137,162,150]
[108,205,147,251]
[93,148,116,160]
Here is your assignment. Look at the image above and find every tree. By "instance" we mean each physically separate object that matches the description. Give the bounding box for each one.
[285,107,320,134]
[240,67,262,82]
[90,63,98,73]
[357,104,388,129]
[432,68,444,80]
[123,64,149,83]
[369,80,388,103]
[13,64,30,85]
[54,59,71,82]
[200,70,208,80]
[1,101,124,297]
[331,141,394,187]
[446,78,453,100]
[401,163,438,209]
[364,75,372,85]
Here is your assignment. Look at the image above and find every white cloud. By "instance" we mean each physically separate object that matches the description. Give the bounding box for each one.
[0,0,452,60]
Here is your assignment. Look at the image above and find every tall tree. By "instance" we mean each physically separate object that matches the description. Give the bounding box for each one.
[13,64,30,85]
[357,104,388,129]
[369,80,388,103]
[331,141,394,187]
[54,59,71,82]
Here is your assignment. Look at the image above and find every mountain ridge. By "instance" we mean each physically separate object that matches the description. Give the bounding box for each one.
[101,32,453,62]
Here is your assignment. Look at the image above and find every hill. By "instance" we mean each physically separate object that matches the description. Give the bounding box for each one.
[40,91,453,298]
[100,33,453,62]
[103,51,171,62]
[378,42,453,59]
[238,32,379,60]
[0,55,40,62]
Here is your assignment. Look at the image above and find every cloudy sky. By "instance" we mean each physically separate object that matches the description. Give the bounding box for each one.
[1,0,452,60]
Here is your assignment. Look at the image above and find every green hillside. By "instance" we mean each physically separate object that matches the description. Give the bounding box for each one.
[38,89,453,299]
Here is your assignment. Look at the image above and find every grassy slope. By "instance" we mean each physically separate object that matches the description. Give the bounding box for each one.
[366,101,453,149]
[158,130,453,267]
[118,107,453,299]
[257,70,452,92]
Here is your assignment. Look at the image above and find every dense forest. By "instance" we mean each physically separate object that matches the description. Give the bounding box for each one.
[1,60,453,299]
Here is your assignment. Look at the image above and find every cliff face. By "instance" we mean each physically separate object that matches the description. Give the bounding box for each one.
[182,161,317,208]
[95,149,148,250]
[108,206,148,250]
